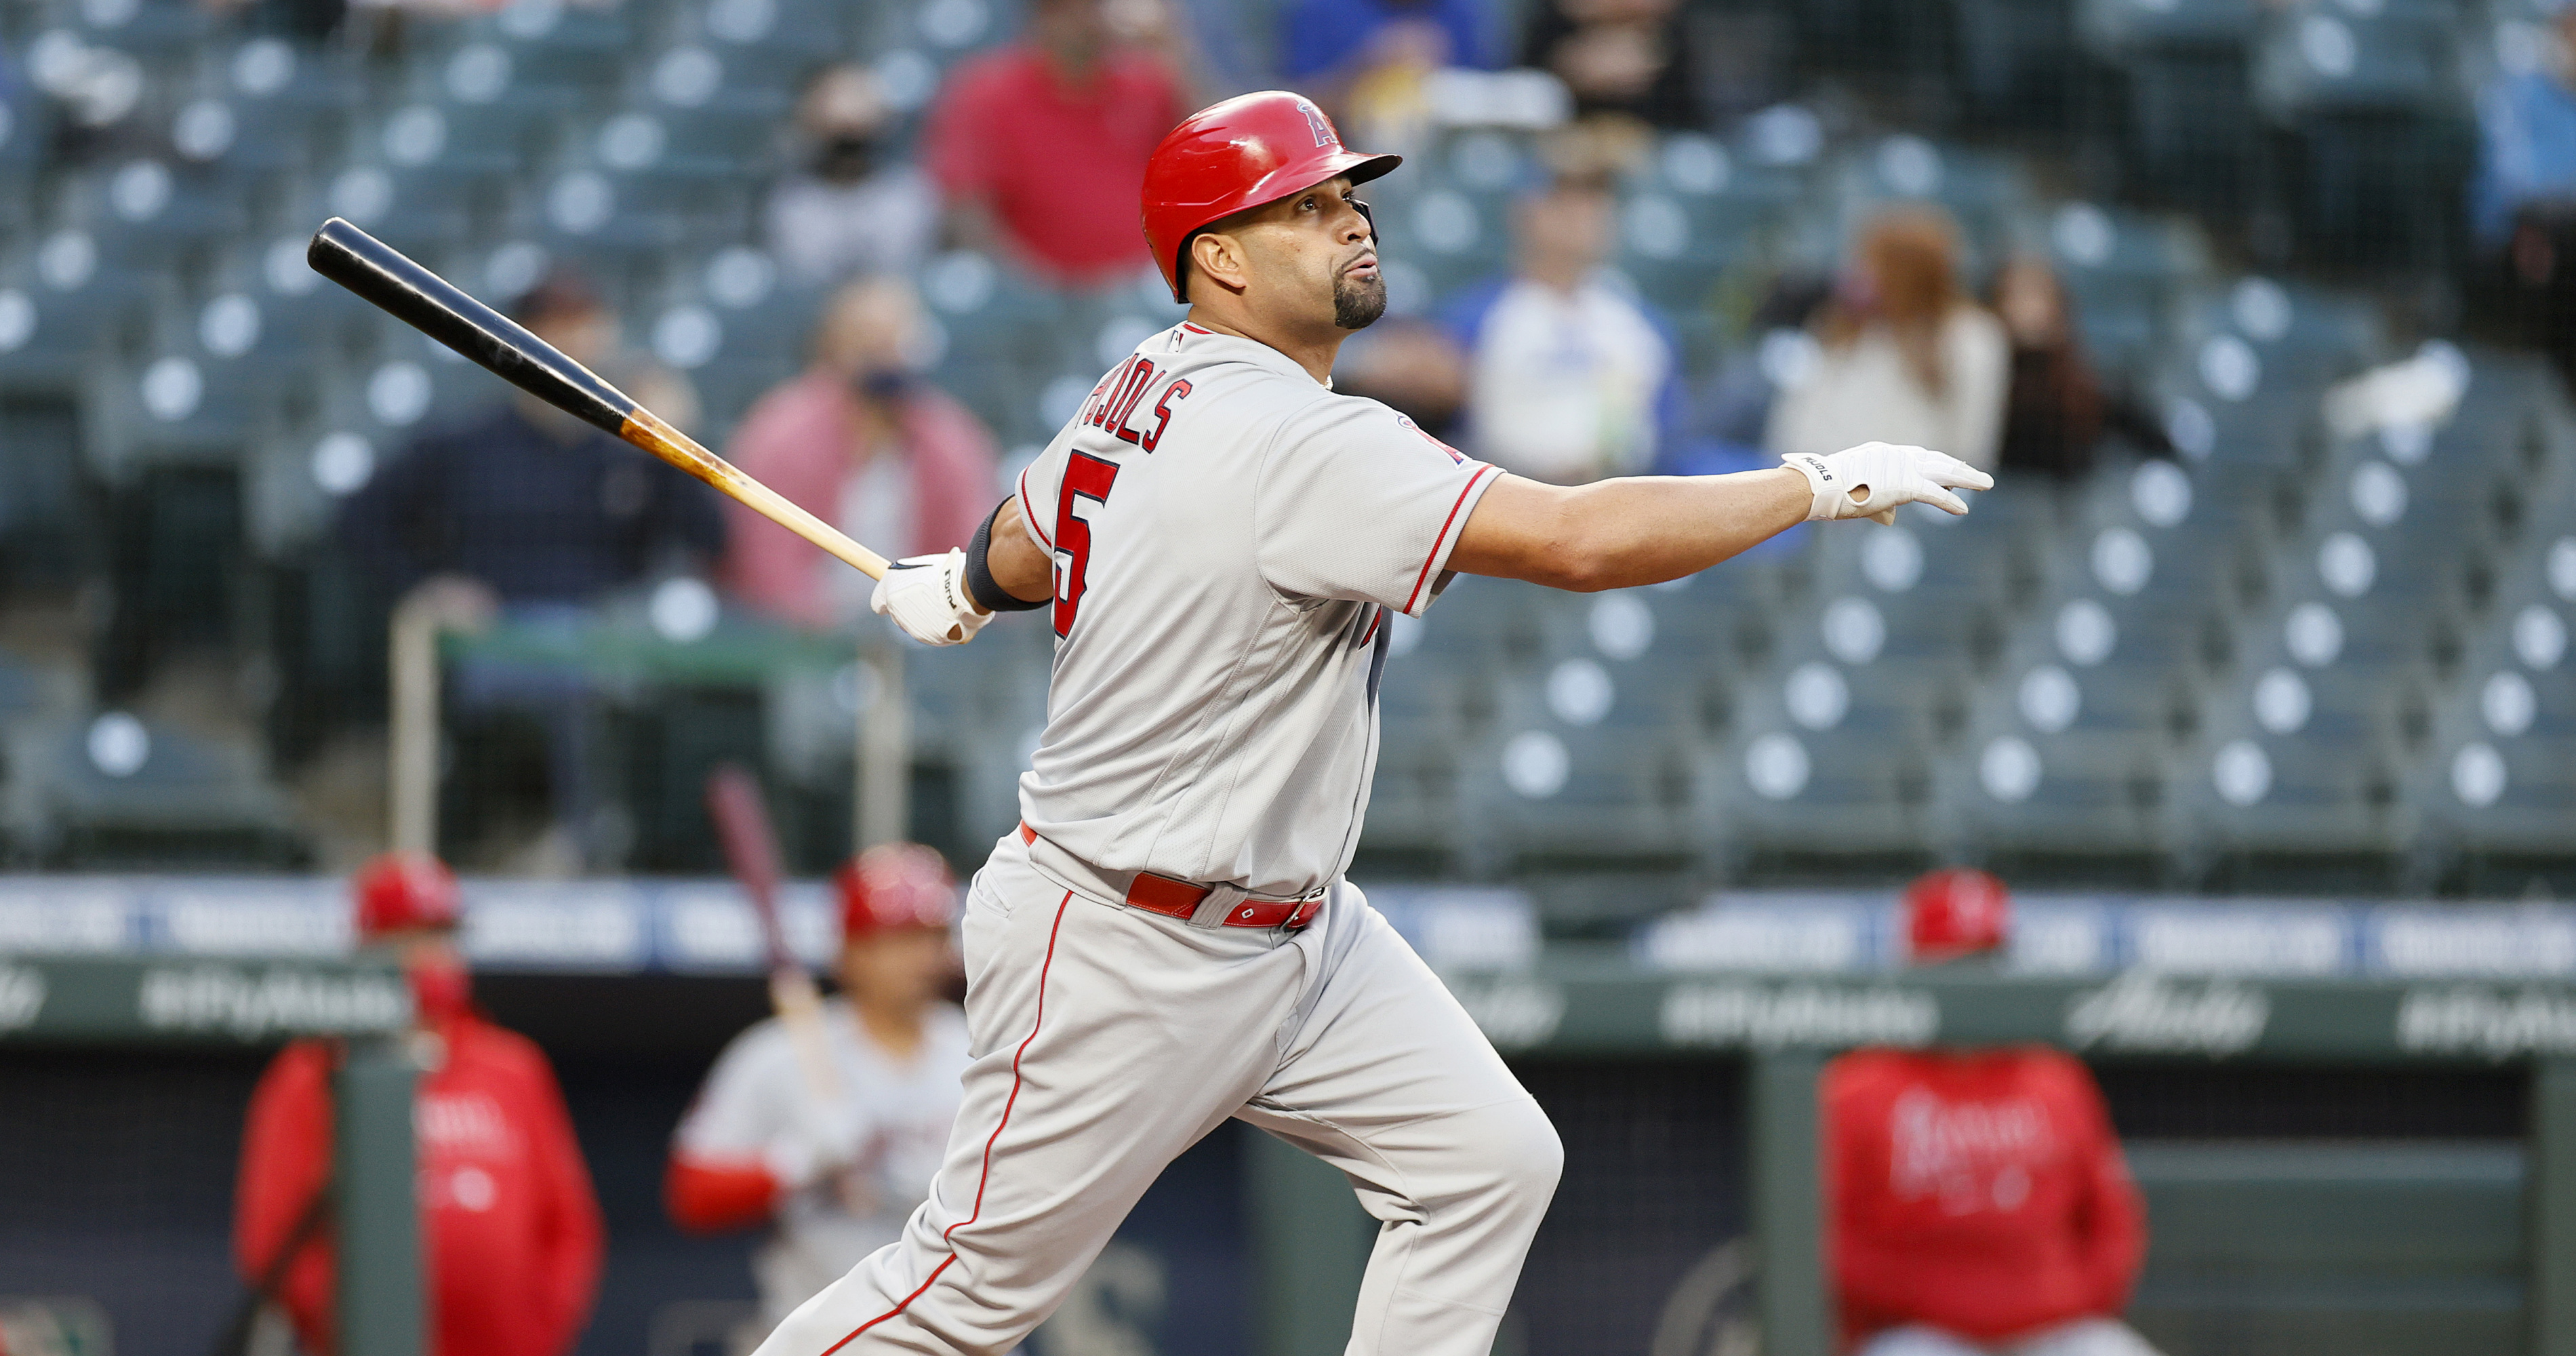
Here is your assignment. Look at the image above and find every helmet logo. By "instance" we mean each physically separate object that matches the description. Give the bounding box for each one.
[1297,98,1335,149]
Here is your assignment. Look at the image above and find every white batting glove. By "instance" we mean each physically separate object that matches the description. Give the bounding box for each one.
[869,549,991,645]
[1784,443,1994,524]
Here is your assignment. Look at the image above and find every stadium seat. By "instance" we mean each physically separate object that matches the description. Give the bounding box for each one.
[79,346,300,478]
[1359,650,1474,870]
[0,232,172,397]
[2166,719,2402,889]
[62,158,246,271]
[0,712,306,867]
[2402,530,2576,889]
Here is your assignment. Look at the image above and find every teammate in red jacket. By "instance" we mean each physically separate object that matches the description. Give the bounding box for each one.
[231,852,604,1356]
[1824,871,2159,1356]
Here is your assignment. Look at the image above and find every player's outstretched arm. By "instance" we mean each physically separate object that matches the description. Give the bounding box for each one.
[1449,443,1992,593]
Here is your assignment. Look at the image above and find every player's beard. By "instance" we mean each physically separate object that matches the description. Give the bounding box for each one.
[1333,270,1387,330]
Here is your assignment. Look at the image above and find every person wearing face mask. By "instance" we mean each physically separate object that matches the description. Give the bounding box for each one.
[719,276,999,630]
[767,65,941,286]
[230,852,604,1356]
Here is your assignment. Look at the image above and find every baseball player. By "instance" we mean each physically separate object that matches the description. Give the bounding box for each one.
[667,845,971,1331]
[765,90,1992,1356]
[1826,871,2156,1356]
[233,852,603,1356]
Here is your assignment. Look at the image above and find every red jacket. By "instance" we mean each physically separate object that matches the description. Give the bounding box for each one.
[718,371,1000,630]
[921,44,1187,287]
[232,1016,605,1356]
[1824,1047,2146,1346]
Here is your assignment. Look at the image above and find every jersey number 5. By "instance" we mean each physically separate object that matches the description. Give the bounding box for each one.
[1051,452,1120,637]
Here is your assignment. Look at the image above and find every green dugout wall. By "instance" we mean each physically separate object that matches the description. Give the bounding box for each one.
[0,954,420,1356]
[1249,964,2576,1356]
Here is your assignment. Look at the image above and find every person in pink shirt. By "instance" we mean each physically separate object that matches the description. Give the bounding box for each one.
[920,0,1190,289]
[720,277,999,629]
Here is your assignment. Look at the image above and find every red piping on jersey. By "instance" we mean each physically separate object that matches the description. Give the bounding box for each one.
[1180,322,1211,335]
[1359,607,1383,647]
[815,890,1076,1355]
[1018,464,1053,549]
[1401,464,1497,616]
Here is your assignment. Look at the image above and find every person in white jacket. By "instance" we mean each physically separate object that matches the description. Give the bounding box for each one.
[1769,206,2011,471]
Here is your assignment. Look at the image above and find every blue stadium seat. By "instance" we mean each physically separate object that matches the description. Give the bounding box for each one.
[0,230,172,396]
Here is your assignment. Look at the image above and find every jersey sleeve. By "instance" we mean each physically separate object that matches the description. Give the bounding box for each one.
[1254,397,1500,616]
[1015,436,1066,558]
[672,1021,797,1163]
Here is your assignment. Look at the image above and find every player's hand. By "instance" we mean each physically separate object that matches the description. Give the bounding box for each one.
[870,549,992,645]
[769,1104,868,1193]
[1783,443,1994,524]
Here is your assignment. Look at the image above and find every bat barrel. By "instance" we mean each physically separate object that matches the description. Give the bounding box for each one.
[306,217,638,437]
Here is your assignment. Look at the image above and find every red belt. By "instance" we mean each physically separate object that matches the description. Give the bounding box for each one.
[1019,823,1322,930]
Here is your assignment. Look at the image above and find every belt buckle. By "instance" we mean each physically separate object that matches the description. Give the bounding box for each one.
[1281,896,1322,932]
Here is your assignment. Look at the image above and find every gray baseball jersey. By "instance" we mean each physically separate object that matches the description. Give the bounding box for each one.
[1011,321,1502,900]
[674,1002,971,1323]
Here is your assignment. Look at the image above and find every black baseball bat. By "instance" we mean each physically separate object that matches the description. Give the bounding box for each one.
[304,217,889,578]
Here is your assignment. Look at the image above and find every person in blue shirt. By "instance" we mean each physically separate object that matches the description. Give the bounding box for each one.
[1280,0,1496,107]
[2474,8,2576,382]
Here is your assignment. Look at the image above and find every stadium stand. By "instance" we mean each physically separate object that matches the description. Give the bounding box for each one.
[0,0,2564,900]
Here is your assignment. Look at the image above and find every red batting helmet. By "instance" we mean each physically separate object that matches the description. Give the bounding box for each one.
[1140,89,1403,304]
[353,850,462,940]
[1904,868,2011,965]
[836,843,957,942]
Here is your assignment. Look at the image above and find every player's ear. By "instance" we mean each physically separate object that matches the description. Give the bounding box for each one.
[1189,230,1252,300]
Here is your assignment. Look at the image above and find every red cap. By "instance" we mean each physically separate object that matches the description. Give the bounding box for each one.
[836,843,957,941]
[1140,90,1402,303]
[1904,868,2011,964]
[353,851,462,940]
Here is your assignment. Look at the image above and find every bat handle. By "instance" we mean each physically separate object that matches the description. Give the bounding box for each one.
[770,966,842,1103]
[621,407,893,580]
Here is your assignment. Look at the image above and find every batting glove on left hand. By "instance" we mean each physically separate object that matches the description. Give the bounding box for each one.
[1784,442,1994,525]
[870,549,991,645]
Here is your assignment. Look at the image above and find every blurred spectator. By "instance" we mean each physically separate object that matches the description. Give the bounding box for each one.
[1826,870,2158,1356]
[338,270,725,607]
[235,854,603,1356]
[338,269,723,867]
[1335,317,1470,443]
[1519,0,1702,130]
[666,845,967,1331]
[1991,256,2105,482]
[1281,0,1495,117]
[2473,5,2576,250]
[921,0,1188,290]
[1442,174,1680,483]
[767,66,940,287]
[2474,7,2576,383]
[721,277,1000,630]
[1768,207,2009,469]
[1689,269,1832,458]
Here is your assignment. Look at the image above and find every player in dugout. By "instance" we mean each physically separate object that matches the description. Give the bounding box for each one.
[1826,869,2158,1356]
[231,852,603,1356]
[665,844,971,1334]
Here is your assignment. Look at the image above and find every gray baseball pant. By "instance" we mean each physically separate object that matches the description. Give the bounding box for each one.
[751,831,1562,1356]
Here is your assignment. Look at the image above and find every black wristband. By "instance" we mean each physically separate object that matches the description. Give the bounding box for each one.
[965,500,1047,613]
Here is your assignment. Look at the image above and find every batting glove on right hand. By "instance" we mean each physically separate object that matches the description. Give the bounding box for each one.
[1784,442,1994,525]
[870,549,990,646]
